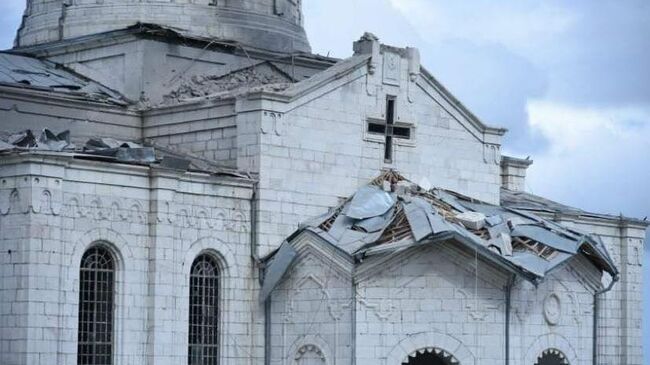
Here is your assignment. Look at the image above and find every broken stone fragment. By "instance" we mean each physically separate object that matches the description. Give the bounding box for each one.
[455,211,487,230]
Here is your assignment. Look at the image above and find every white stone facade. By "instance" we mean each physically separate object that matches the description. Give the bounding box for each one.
[0,155,260,365]
[0,2,646,364]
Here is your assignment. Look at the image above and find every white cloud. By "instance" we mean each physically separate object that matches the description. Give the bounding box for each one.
[525,100,650,218]
[387,0,576,54]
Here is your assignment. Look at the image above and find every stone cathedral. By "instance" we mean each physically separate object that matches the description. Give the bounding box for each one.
[0,1,646,365]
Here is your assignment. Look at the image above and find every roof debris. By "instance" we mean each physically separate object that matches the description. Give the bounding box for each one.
[0,52,127,105]
[266,170,618,291]
[162,61,293,105]
[0,129,250,179]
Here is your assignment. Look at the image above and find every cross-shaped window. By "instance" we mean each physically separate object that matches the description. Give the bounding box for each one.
[367,96,413,163]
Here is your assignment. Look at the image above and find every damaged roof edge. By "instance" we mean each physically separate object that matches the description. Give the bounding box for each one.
[502,189,649,227]
[12,23,340,67]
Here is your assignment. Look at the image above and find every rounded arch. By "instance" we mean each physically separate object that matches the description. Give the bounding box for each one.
[534,348,570,365]
[287,335,332,365]
[524,334,578,365]
[181,236,239,362]
[182,236,238,279]
[69,227,133,270]
[385,331,475,365]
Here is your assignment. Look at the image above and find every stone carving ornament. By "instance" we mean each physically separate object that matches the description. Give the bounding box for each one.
[543,293,562,326]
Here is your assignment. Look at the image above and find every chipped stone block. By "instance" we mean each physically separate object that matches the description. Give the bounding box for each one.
[455,211,486,230]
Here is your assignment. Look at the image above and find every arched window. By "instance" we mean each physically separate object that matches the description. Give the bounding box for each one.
[535,349,570,365]
[188,254,220,365]
[403,348,459,365]
[78,246,115,365]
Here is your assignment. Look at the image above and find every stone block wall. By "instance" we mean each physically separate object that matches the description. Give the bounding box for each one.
[356,243,505,365]
[144,101,239,167]
[551,216,647,365]
[270,234,604,365]
[241,47,503,256]
[269,234,354,365]
[0,155,259,365]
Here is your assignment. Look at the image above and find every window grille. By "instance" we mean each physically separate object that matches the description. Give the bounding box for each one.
[78,246,115,365]
[189,254,220,365]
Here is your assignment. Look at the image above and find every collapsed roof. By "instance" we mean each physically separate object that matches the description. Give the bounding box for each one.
[261,170,618,301]
[0,128,249,179]
[0,52,127,105]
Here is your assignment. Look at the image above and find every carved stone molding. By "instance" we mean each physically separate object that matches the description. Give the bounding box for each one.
[483,144,501,165]
[543,293,562,326]
[383,52,401,86]
[57,194,250,232]
[0,177,63,216]
[62,195,147,224]
[262,111,285,136]
[294,344,326,364]
[456,288,499,321]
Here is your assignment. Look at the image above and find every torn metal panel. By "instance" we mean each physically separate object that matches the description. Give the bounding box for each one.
[336,229,371,254]
[485,215,504,227]
[508,252,549,277]
[346,185,396,220]
[460,201,504,216]
[37,129,72,151]
[511,224,577,253]
[327,213,356,241]
[487,222,510,240]
[433,189,468,213]
[354,206,393,233]
[159,156,192,171]
[0,52,127,105]
[427,211,453,234]
[404,201,433,241]
[488,233,513,257]
[8,130,36,147]
[0,139,13,152]
[259,242,298,302]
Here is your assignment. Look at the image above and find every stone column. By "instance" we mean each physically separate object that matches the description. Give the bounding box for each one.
[146,169,182,365]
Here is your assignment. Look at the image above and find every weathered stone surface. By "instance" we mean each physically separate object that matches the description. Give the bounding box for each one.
[15,0,311,53]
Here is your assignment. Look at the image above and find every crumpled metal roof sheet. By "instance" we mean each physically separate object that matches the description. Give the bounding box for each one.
[0,52,127,105]
[268,170,619,287]
[0,129,251,179]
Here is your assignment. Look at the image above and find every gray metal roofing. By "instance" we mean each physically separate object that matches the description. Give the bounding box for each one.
[501,188,648,225]
[267,170,618,294]
[0,52,126,105]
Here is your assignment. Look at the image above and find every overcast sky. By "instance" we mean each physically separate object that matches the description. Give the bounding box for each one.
[1,0,648,358]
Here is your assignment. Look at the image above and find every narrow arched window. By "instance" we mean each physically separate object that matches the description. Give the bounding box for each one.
[78,246,115,365]
[188,254,220,365]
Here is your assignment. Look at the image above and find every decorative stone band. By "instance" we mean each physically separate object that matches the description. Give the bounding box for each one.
[0,188,249,232]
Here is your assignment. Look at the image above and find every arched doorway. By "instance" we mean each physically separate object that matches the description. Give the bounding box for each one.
[535,349,570,365]
[402,348,458,365]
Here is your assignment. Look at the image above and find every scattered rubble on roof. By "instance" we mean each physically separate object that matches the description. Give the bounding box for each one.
[262,170,618,299]
[0,52,128,105]
[162,61,294,105]
[0,129,249,179]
